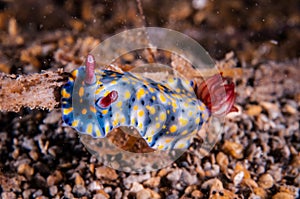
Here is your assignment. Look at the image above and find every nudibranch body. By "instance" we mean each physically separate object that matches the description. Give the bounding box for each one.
[62,55,236,150]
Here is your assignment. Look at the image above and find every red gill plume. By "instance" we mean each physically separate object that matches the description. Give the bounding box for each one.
[195,73,238,117]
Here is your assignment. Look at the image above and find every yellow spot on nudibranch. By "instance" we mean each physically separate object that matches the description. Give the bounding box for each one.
[104,90,111,97]
[168,78,175,83]
[172,101,178,109]
[105,125,110,132]
[113,119,118,126]
[79,87,84,97]
[133,105,138,111]
[150,130,155,135]
[179,118,188,126]
[158,94,166,103]
[169,125,177,133]
[159,112,166,121]
[199,106,205,111]
[158,145,164,150]
[178,143,185,149]
[136,88,146,100]
[166,139,171,143]
[90,106,96,113]
[120,117,125,123]
[157,85,165,91]
[63,107,73,115]
[131,118,136,125]
[95,128,101,137]
[138,110,144,117]
[138,123,143,129]
[116,101,123,108]
[71,69,78,78]
[102,109,108,114]
[110,80,117,85]
[82,108,87,115]
[86,124,93,134]
[146,106,156,114]
[155,123,160,129]
[149,87,155,93]
[195,118,200,124]
[68,77,74,82]
[152,96,156,101]
[124,90,131,99]
[181,130,188,136]
[61,89,71,98]
[72,120,79,127]
[95,86,104,95]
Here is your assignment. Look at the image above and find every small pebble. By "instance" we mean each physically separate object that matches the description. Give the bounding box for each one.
[123,173,151,189]
[166,168,182,183]
[29,150,39,161]
[272,192,294,199]
[1,192,16,199]
[47,170,63,186]
[222,140,244,159]
[49,186,58,196]
[22,189,35,199]
[17,163,34,178]
[204,164,220,178]
[93,193,109,199]
[191,190,203,198]
[253,187,267,199]
[233,171,244,186]
[260,101,281,119]
[130,182,144,193]
[64,192,74,199]
[258,173,274,189]
[32,189,43,198]
[95,166,118,181]
[216,152,229,170]
[143,177,161,188]
[181,169,197,185]
[72,184,87,197]
[136,189,151,199]
[75,173,85,185]
[246,105,262,116]
[283,104,297,115]
[88,181,103,192]
[114,188,122,199]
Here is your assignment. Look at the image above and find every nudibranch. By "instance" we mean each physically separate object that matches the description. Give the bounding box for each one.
[61,55,237,150]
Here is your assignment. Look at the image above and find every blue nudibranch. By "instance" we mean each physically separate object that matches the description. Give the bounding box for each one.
[62,55,237,150]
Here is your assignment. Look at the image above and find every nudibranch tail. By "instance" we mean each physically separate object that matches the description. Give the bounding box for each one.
[196,73,237,117]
